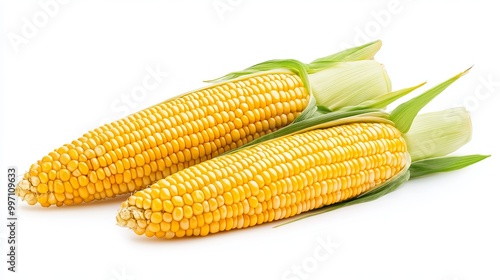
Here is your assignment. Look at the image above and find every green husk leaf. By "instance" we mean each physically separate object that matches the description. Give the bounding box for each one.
[275,168,411,227]
[308,40,382,70]
[409,155,490,178]
[291,93,317,123]
[336,82,426,113]
[205,59,309,84]
[390,68,471,133]
[315,105,333,114]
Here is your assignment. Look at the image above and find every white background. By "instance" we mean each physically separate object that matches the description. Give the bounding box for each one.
[1,1,499,280]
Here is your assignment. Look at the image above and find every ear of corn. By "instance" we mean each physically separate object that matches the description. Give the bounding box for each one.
[116,71,488,239]
[117,121,410,238]
[16,71,309,207]
[16,42,393,207]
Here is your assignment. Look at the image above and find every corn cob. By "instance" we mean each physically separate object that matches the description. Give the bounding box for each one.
[116,70,487,239]
[117,121,409,238]
[16,42,392,207]
[16,72,309,207]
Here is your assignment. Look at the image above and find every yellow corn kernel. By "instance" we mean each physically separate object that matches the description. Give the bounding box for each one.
[150,212,163,224]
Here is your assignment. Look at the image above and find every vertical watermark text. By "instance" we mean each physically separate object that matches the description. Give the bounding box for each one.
[6,167,18,273]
